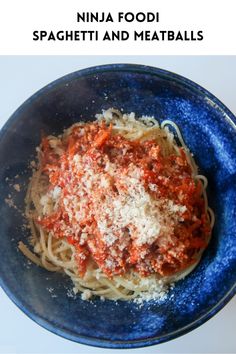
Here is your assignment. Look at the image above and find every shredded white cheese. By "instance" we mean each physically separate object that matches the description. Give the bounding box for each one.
[39,151,188,268]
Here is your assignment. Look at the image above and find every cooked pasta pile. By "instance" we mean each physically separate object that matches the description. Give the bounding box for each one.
[19,108,214,301]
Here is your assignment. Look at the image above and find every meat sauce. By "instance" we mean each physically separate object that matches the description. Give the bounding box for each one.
[37,122,211,278]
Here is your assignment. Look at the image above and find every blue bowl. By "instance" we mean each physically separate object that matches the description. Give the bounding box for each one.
[0,64,235,348]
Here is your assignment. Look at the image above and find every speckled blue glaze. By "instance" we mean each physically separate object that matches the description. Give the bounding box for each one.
[0,64,235,348]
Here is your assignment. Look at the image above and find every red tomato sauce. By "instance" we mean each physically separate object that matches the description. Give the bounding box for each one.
[37,122,211,278]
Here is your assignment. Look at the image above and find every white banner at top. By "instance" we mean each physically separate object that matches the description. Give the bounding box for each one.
[0,0,235,55]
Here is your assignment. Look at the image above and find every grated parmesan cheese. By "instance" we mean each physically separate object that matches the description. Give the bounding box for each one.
[40,149,189,272]
[81,289,92,300]
[13,184,21,192]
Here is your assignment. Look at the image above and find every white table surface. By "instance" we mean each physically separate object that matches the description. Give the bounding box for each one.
[0,56,235,354]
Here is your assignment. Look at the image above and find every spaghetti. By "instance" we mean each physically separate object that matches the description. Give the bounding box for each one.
[19,108,214,301]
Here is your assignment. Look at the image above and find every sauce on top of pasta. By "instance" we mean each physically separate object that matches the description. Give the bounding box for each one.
[37,121,210,279]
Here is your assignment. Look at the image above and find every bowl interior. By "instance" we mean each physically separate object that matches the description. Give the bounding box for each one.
[0,64,236,348]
